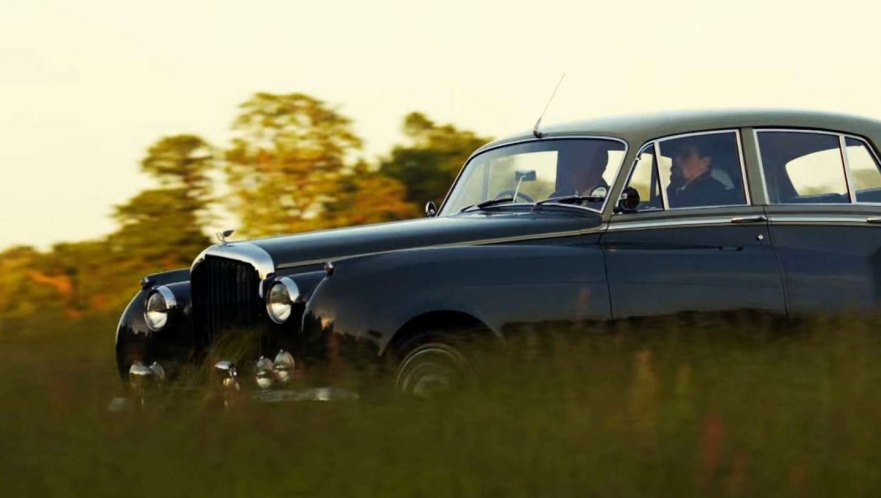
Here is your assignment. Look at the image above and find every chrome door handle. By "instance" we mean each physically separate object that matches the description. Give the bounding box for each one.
[730,215,768,224]
[866,217,881,224]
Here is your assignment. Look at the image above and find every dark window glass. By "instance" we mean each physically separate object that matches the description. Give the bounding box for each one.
[846,137,881,203]
[757,131,848,204]
[657,132,747,209]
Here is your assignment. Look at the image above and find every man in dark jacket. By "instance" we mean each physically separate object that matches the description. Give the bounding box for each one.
[666,140,732,208]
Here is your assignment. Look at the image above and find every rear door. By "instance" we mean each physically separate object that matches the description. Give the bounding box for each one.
[601,130,786,318]
[756,129,881,314]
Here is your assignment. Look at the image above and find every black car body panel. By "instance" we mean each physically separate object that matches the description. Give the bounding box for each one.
[248,211,601,269]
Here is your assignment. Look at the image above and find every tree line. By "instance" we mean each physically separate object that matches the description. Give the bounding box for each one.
[0,92,490,322]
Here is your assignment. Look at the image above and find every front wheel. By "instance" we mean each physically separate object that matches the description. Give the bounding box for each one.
[394,340,470,399]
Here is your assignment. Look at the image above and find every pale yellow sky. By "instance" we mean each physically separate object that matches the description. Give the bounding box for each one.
[2,0,880,250]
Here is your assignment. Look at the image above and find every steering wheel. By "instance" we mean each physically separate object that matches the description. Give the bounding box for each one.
[491,189,535,203]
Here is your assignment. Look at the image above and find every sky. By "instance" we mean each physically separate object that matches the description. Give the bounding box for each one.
[2,0,881,250]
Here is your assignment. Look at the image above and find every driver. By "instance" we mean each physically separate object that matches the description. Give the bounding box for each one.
[550,143,610,199]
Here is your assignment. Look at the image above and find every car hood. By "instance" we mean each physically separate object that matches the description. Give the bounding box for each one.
[227,210,602,271]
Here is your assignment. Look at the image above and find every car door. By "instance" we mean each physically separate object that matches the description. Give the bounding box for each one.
[756,129,881,315]
[601,130,787,319]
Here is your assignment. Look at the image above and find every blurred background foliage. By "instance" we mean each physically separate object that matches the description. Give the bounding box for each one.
[0,91,486,323]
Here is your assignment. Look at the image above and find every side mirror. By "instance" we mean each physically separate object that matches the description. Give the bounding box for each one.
[588,185,608,200]
[616,187,640,213]
[425,201,437,217]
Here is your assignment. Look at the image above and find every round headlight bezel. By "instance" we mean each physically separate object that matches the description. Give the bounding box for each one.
[144,286,177,332]
[266,277,300,324]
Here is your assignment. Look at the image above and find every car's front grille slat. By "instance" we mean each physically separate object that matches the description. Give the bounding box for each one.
[191,256,261,350]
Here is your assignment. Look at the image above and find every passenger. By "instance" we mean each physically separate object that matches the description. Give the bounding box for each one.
[666,139,730,208]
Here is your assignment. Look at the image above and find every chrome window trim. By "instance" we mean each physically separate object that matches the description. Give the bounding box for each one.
[840,135,856,202]
[735,131,752,205]
[753,129,772,203]
[617,142,660,212]
[436,135,630,216]
[753,127,874,206]
[276,224,608,270]
[654,140,670,210]
[656,129,750,210]
[842,135,881,205]
[617,129,751,214]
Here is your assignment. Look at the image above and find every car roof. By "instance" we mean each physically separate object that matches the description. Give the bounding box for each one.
[479,109,881,154]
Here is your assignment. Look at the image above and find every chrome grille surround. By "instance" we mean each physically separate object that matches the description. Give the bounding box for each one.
[190,243,275,350]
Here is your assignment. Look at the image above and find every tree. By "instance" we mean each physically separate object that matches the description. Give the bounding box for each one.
[379,112,491,210]
[322,161,419,227]
[109,135,216,279]
[139,134,216,226]
[225,92,415,237]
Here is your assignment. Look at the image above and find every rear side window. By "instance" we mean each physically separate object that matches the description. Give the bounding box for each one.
[757,131,849,204]
[846,137,881,203]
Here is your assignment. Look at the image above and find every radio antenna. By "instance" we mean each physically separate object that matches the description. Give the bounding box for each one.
[533,72,566,138]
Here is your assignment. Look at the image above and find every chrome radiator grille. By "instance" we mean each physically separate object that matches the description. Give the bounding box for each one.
[191,255,262,349]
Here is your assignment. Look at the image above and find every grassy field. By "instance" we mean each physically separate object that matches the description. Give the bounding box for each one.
[2,314,881,497]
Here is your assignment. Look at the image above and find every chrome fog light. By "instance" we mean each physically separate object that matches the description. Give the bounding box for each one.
[266,277,300,324]
[214,360,240,391]
[273,349,296,384]
[144,286,177,331]
[255,356,275,390]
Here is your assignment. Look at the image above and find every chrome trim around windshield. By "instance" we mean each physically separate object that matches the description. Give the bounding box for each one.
[192,242,276,296]
[437,135,629,217]
[276,224,608,270]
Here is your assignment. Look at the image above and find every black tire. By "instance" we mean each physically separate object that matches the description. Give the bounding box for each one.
[394,335,472,399]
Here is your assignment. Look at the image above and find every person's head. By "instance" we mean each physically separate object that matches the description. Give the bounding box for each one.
[671,140,712,185]
[556,144,609,194]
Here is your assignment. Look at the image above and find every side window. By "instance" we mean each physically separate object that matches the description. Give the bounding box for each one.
[846,137,881,203]
[757,132,848,204]
[657,132,747,209]
[622,145,662,211]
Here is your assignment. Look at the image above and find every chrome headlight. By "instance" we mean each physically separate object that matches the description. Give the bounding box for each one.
[266,277,300,324]
[144,286,177,332]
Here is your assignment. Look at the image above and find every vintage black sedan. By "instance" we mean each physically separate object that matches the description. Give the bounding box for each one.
[116,109,881,398]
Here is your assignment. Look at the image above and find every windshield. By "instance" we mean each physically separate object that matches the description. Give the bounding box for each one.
[439,138,627,215]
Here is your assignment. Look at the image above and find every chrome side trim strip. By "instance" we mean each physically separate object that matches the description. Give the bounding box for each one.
[606,216,737,232]
[276,225,608,270]
[767,215,875,226]
[191,242,276,280]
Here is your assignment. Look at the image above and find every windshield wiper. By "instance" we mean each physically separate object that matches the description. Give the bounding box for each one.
[459,197,516,213]
[532,195,604,211]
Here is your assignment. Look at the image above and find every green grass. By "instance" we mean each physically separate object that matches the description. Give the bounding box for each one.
[2,314,881,497]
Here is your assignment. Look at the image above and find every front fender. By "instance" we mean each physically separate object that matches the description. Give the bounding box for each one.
[302,242,610,358]
[115,269,192,380]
